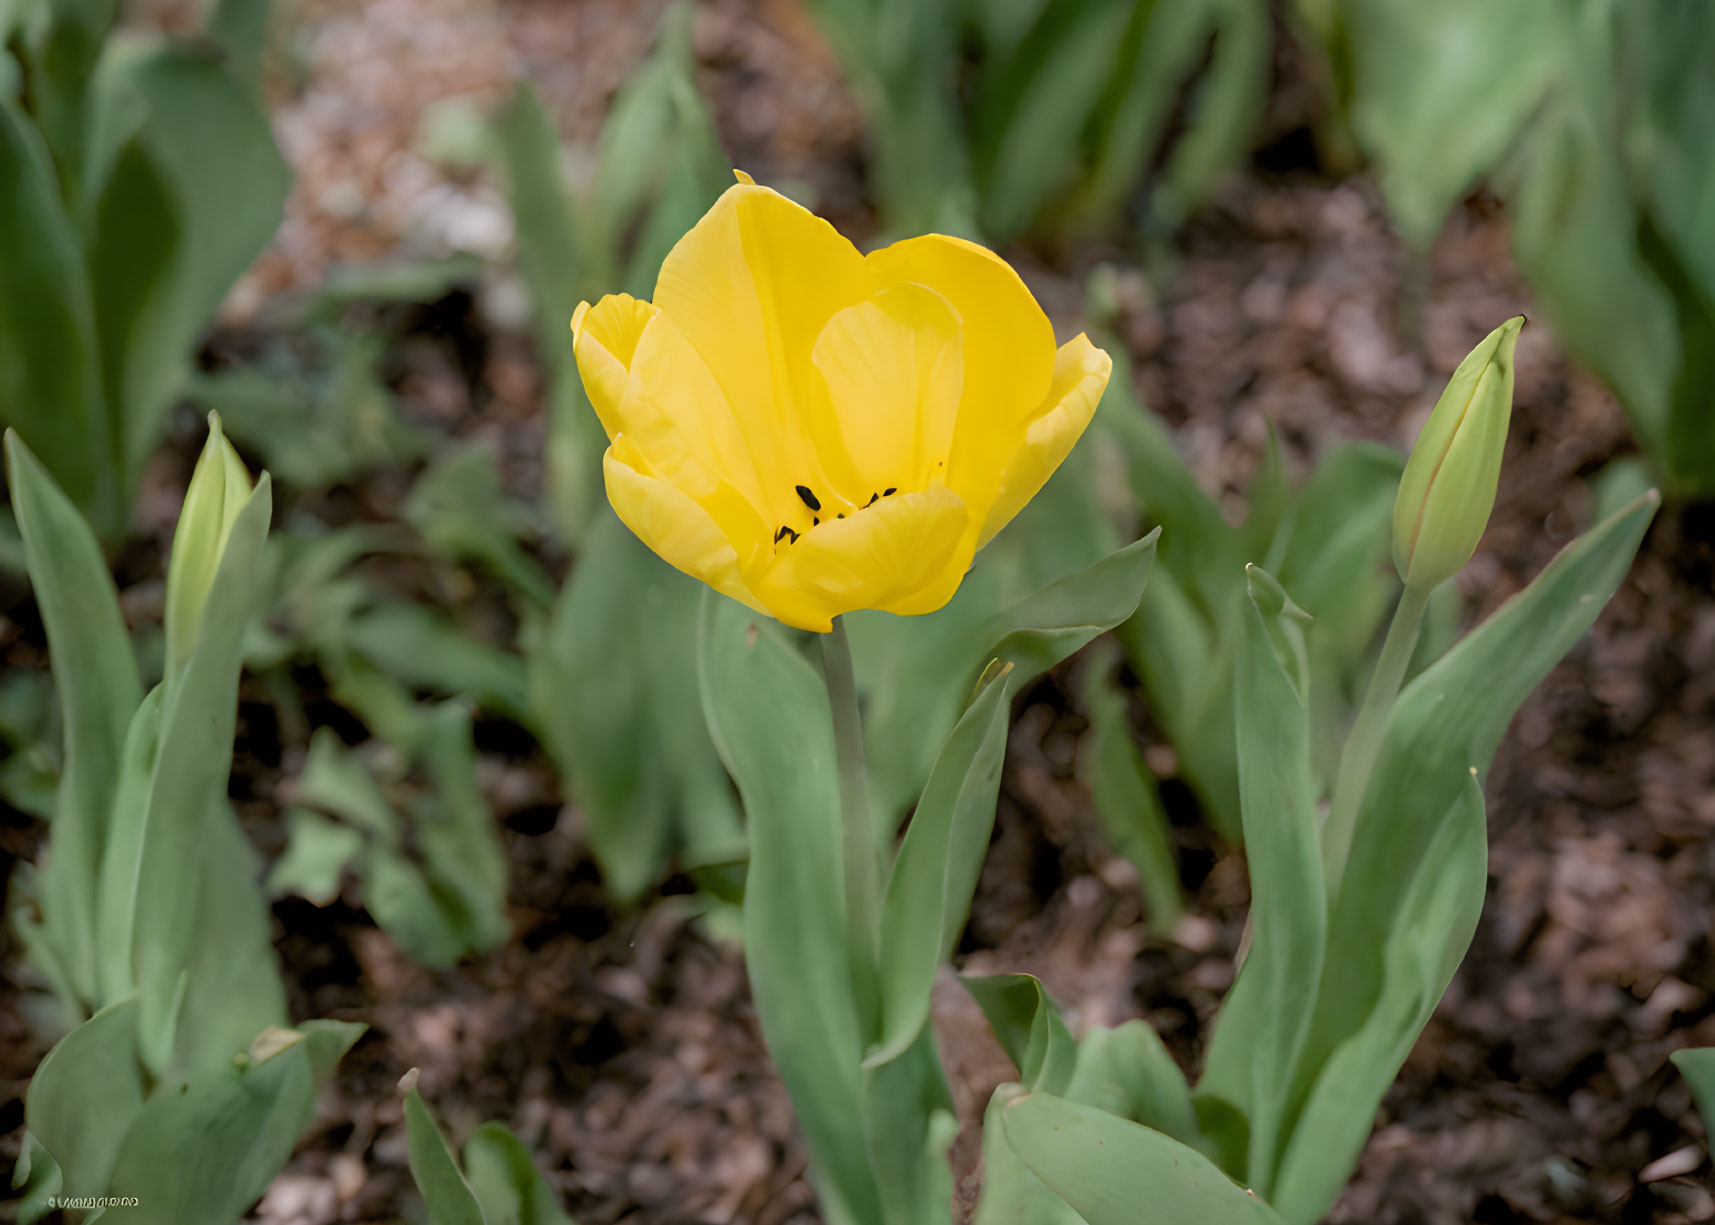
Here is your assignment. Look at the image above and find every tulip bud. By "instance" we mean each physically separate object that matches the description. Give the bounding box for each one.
[164,413,254,680]
[1392,317,1523,591]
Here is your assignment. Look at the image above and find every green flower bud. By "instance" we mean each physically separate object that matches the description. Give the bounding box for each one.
[1392,317,1524,591]
[164,413,254,680]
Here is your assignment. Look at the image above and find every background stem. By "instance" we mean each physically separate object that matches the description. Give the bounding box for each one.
[821,616,884,1040]
[1322,581,1432,890]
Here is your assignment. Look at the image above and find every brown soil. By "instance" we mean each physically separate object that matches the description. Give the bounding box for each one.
[4,3,1714,1224]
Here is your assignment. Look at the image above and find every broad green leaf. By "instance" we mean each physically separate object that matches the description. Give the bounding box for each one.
[976,1014,1202,1225]
[172,800,291,1080]
[697,591,879,1225]
[962,974,1076,1096]
[1080,659,1183,926]
[1149,0,1270,234]
[1506,10,1679,466]
[972,0,1134,239]
[107,1020,365,1225]
[1068,1020,1199,1146]
[411,702,510,958]
[464,1122,577,1225]
[859,1030,960,1225]
[403,444,554,610]
[345,600,530,722]
[90,689,165,1009]
[531,513,742,902]
[406,1084,488,1225]
[489,81,601,544]
[860,529,1158,833]
[869,662,1012,1066]
[997,1090,1288,1225]
[23,998,147,1205]
[87,42,290,477]
[11,0,118,196]
[5,431,141,1004]
[366,844,476,968]
[12,1134,64,1225]
[295,728,402,842]
[1671,1048,1715,1144]
[0,98,114,537]
[1348,0,1559,249]
[1264,492,1658,1223]
[972,1087,1082,1225]
[1270,778,1486,1224]
[1196,567,1326,1193]
[130,475,272,1077]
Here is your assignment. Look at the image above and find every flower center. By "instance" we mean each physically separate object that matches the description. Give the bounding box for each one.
[772,482,899,547]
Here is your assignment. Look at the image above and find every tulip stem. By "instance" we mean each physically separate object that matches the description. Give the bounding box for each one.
[1322,580,1431,891]
[821,616,883,1036]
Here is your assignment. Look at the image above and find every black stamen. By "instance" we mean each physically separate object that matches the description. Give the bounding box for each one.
[812,516,820,526]
[866,492,879,507]
[883,487,897,496]
[795,485,821,511]
[837,513,845,519]
[775,525,801,544]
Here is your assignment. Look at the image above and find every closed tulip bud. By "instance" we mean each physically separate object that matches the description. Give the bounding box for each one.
[1392,317,1524,591]
[164,413,254,680]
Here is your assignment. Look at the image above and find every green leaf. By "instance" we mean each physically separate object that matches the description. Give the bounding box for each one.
[1149,0,1270,234]
[86,42,291,479]
[1195,566,1327,1192]
[107,1020,364,1225]
[294,727,403,842]
[1264,492,1658,1224]
[869,662,1013,1066]
[406,1084,488,1225]
[267,808,363,904]
[411,702,510,958]
[972,0,1135,239]
[1270,777,1486,1224]
[403,444,554,611]
[997,1090,1288,1225]
[1068,1020,1200,1145]
[697,591,879,1225]
[173,799,291,1080]
[464,1122,577,1225]
[130,474,273,1077]
[1347,0,1560,249]
[853,529,1158,832]
[0,94,115,535]
[5,430,141,1004]
[345,601,530,723]
[1672,1048,1715,1147]
[962,974,1076,1096]
[1080,658,1183,926]
[530,512,742,902]
[489,82,602,544]
[23,998,148,1206]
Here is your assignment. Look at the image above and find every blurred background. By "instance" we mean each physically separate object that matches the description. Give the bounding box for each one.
[1,0,1713,1221]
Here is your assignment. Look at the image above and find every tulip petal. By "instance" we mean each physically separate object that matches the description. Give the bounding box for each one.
[864,234,1056,517]
[603,443,769,617]
[975,333,1111,549]
[754,486,974,632]
[653,183,871,519]
[808,283,964,506]
[572,294,657,442]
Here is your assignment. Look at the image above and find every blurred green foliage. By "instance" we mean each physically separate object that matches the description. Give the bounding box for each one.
[403,1075,576,1225]
[6,423,362,1224]
[1310,0,1715,496]
[806,0,1269,242]
[0,0,288,537]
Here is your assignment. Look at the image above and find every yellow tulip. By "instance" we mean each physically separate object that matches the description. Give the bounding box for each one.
[571,175,1112,632]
